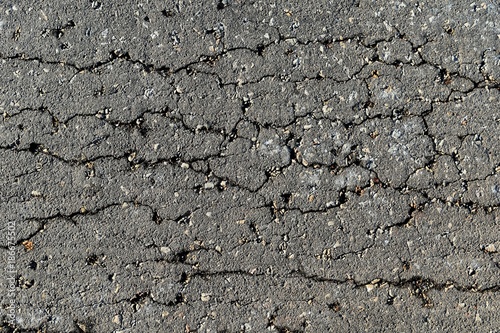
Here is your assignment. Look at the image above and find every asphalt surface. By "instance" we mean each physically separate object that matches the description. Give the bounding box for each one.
[0,0,499,332]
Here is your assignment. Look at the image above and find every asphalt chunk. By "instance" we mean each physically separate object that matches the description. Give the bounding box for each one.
[0,1,499,332]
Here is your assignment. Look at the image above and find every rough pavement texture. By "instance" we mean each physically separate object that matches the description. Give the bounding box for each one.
[1,0,499,332]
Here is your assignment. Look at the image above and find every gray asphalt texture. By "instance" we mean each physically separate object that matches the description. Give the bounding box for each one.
[0,0,499,332]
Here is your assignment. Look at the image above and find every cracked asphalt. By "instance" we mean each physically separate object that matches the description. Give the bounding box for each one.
[0,0,499,332]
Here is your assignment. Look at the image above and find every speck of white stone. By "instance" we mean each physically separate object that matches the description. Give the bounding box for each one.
[322,104,332,113]
[383,21,393,32]
[484,244,496,253]
[39,10,48,21]
[391,129,402,139]
[181,162,189,169]
[112,315,122,325]
[160,247,171,254]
